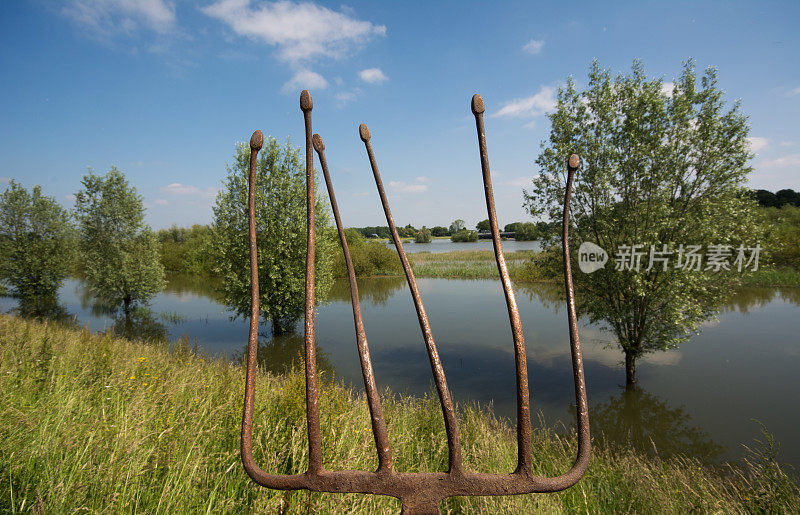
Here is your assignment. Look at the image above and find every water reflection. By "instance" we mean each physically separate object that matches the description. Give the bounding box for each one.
[110,307,168,343]
[589,387,725,461]
[15,294,75,326]
[326,276,406,307]
[229,332,334,377]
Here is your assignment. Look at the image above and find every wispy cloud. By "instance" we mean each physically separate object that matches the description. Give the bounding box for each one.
[358,67,388,84]
[202,0,386,65]
[335,90,357,106]
[389,180,427,193]
[282,69,328,93]
[522,39,544,55]
[780,141,797,147]
[160,183,219,198]
[62,0,176,38]
[661,82,675,97]
[154,198,170,206]
[504,177,531,188]
[760,154,800,168]
[64,194,76,202]
[747,137,769,153]
[0,177,9,185]
[787,86,800,96]
[492,86,556,119]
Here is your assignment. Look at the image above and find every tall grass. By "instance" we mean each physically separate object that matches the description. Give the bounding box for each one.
[1,315,797,512]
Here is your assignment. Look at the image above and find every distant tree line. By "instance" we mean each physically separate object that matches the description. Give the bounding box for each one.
[752,188,800,208]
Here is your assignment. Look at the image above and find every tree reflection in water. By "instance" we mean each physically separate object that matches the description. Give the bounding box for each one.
[326,276,405,307]
[110,307,168,343]
[589,386,725,461]
[231,331,335,377]
[15,294,75,326]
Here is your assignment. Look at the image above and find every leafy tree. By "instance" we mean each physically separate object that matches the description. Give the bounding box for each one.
[525,60,759,386]
[514,222,539,241]
[504,222,520,233]
[759,204,800,269]
[157,224,214,275]
[449,219,466,234]
[0,180,74,301]
[476,219,491,232]
[431,225,448,237]
[415,226,432,243]
[210,137,336,334]
[451,229,478,242]
[75,168,165,322]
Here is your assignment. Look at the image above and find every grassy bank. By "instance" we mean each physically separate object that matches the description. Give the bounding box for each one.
[2,315,798,513]
[407,250,538,280]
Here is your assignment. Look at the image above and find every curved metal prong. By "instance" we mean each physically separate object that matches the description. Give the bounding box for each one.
[300,89,323,473]
[359,123,464,476]
[313,133,393,473]
[470,94,532,474]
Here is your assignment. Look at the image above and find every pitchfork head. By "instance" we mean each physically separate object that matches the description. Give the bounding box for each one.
[240,90,590,513]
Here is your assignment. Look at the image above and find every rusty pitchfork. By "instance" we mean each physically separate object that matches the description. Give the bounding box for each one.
[240,90,590,513]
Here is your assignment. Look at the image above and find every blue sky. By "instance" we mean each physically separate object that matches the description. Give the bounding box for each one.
[1,1,799,230]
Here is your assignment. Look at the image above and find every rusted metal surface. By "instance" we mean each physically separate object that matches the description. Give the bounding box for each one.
[240,90,590,514]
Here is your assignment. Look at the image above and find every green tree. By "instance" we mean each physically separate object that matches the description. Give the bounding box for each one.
[74,168,165,324]
[476,219,490,232]
[449,219,465,234]
[0,180,74,302]
[514,222,539,241]
[451,229,478,242]
[210,137,336,334]
[430,225,448,237]
[526,60,759,386]
[415,226,432,243]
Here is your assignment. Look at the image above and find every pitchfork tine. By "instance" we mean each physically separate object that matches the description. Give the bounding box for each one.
[359,123,464,475]
[471,94,533,474]
[313,133,393,472]
[300,90,323,473]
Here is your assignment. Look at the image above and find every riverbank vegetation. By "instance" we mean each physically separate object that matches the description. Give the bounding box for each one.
[2,314,798,513]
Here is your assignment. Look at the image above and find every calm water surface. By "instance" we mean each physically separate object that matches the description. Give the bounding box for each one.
[2,276,798,469]
[387,238,542,253]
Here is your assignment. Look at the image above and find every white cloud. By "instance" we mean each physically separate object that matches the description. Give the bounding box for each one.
[154,198,170,206]
[62,0,176,37]
[358,67,388,84]
[0,177,9,185]
[760,154,800,168]
[415,176,430,183]
[64,194,76,202]
[780,141,796,147]
[161,183,219,197]
[661,82,675,97]
[787,86,800,96]
[747,137,769,153]
[282,69,328,93]
[492,86,556,119]
[522,39,544,55]
[202,0,386,64]
[389,181,427,193]
[504,177,530,188]
[334,90,357,106]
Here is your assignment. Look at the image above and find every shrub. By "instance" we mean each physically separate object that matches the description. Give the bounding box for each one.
[415,227,432,243]
[451,230,478,242]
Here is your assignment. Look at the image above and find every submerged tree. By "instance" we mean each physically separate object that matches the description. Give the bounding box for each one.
[74,168,165,322]
[210,137,336,335]
[526,60,760,386]
[0,180,74,303]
